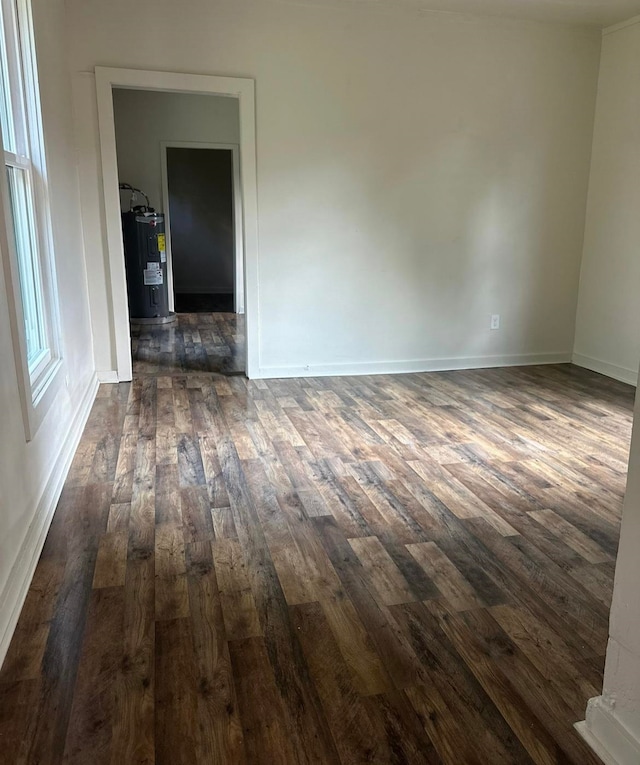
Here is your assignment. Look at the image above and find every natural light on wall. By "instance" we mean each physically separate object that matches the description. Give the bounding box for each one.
[0,0,60,438]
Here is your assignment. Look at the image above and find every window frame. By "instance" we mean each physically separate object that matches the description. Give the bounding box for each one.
[0,0,63,441]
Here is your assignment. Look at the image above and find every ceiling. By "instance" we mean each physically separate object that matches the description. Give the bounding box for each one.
[407,0,640,26]
[304,0,640,27]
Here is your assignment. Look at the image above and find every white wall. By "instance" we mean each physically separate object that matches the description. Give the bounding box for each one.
[579,384,640,764]
[577,25,640,750]
[573,18,640,387]
[68,0,602,379]
[113,88,239,212]
[0,0,97,663]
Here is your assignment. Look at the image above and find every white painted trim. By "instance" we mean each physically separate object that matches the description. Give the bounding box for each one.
[159,143,174,312]
[575,722,620,765]
[160,140,245,315]
[572,353,638,386]
[97,370,119,383]
[576,697,640,765]
[257,351,572,379]
[95,67,259,380]
[0,106,64,441]
[95,71,132,381]
[603,14,640,36]
[0,372,99,668]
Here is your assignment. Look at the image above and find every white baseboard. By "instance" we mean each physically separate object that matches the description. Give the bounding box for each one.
[257,351,572,380]
[97,370,119,383]
[576,697,640,765]
[0,372,99,668]
[572,354,638,386]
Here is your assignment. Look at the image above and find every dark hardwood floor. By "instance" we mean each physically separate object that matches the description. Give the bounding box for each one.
[0,315,634,763]
[132,312,245,376]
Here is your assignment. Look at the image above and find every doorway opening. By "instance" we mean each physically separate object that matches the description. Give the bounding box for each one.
[95,67,258,381]
[112,88,245,376]
[161,142,244,316]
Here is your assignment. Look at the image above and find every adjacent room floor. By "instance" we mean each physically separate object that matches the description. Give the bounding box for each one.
[132,312,245,376]
[0,315,633,764]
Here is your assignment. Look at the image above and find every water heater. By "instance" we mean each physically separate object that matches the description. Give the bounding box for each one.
[121,206,175,325]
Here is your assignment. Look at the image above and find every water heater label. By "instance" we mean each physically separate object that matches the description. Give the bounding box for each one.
[158,234,166,262]
[144,262,163,286]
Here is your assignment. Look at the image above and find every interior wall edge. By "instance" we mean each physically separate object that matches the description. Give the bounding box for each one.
[571,353,638,387]
[603,14,640,37]
[0,372,100,669]
[572,19,640,391]
[97,370,120,384]
[569,31,603,360]
[576,695,640,765]
[255,351,572,380]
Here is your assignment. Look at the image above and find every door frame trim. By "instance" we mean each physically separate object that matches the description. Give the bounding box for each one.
[95,66,259,380]
[160,141,244,315]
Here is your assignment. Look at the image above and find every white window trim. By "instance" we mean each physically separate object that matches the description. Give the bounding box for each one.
[0,0,63,441]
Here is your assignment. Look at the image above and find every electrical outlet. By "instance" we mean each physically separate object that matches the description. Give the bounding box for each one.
[490,314,500,330]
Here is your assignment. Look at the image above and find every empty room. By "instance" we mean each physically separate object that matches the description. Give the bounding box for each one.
[1,0,640,764]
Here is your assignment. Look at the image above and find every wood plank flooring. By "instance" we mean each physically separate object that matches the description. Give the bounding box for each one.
[0,315,634,763]
[132,312,245,376]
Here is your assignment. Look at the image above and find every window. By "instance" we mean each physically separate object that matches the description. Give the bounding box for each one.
[0,0,59,423]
